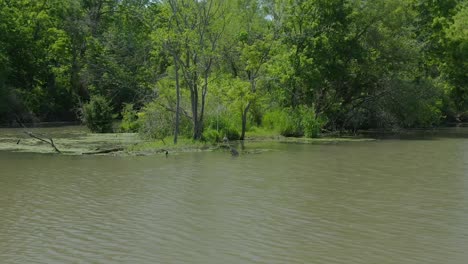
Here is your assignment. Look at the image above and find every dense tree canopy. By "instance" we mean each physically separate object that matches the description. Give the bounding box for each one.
[0,0,466,139]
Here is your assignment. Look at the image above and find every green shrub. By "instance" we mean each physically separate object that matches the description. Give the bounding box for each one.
[137,101,173,140]
[205,114,232,131]
[202,129,221,144]
[300,105,323,138]
[178,115,194,138]
[263,108,302,137]
[280,109,302,137]
[222,126,241,140]
[262,110,283,130]
[383,79,443,128]
[204,112,240,140]
[83,95,113,133]
[120,103,139,132]
[263,106,323,138]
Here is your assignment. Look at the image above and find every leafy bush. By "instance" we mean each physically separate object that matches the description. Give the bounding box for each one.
[263,108,301,136]
[300,106,323,138]
[222,126,241,140]
[262,109,283,130]
[381,79,443,128]
[202,129,221,144]
[138,101,173,140]
[282,108,303,137]
[263,106,323,138]
[120,103,139,132]
[83,95,113,133]
[174,114,193,138]
[204,113,240,140]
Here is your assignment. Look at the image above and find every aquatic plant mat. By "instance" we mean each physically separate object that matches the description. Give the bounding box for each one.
[0,126,140,155]
[0,126,375,156]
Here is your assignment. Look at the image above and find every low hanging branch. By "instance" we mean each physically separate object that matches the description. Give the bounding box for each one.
[24,131,61,154]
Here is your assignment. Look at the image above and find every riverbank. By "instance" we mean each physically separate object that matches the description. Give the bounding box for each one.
[0,126,375,156]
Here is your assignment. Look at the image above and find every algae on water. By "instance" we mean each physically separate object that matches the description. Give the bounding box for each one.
[0,126,375,156]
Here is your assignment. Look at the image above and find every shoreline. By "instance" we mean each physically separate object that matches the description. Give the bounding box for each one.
[2,124,467,156]
[0,128,375,156]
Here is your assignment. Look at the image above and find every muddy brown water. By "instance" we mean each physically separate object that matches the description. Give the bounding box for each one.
[1,127,468,263]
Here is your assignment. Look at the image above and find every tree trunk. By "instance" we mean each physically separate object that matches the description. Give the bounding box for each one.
[241,73,256,141]
[196,72,209,140]
[173,55,180,144]
[191,81,200,140]
[240,102,251,140]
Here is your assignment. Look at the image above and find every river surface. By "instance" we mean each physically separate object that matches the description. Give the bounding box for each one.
[1,129,468,263]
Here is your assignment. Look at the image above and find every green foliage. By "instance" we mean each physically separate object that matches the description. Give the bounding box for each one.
[223,126,241,141]
[83,96,114,133]
[444,3,468,112]
[300,106,324,138]
[386,80,443,128]
[120,103,139,132]
[263,109,301,137]
[138,101,173,141]
[204,113,241,140]
[202,129,221,144]
[0,0,466,137]
[263,106,323,138]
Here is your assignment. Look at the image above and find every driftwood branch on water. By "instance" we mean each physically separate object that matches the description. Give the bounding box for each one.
[15,116,61,154]
[82,147,124,155]
[21,131,125,155]
[23,131,124,155]
[23,131,61,153]
[15,117,125,155]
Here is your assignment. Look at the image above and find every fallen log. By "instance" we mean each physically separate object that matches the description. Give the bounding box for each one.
[82,147,124,155]
[24,131,61,153]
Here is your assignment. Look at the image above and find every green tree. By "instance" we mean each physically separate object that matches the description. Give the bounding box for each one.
[163,0,227,140]
[220,0,273,140]
[444,3,468,115]
[83,95,114,133]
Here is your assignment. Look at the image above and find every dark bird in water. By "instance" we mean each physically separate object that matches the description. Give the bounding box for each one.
[165,150,169,158]
[16,139,21,144]
[223,136,239,156]
[230,146,239,156]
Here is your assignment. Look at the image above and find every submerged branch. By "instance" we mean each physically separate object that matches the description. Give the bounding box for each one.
[24,131,61,153]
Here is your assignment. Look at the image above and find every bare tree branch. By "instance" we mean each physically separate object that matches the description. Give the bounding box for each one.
[24,131,61,153]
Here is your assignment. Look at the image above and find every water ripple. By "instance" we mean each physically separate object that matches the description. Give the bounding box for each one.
[1,139,468,263]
